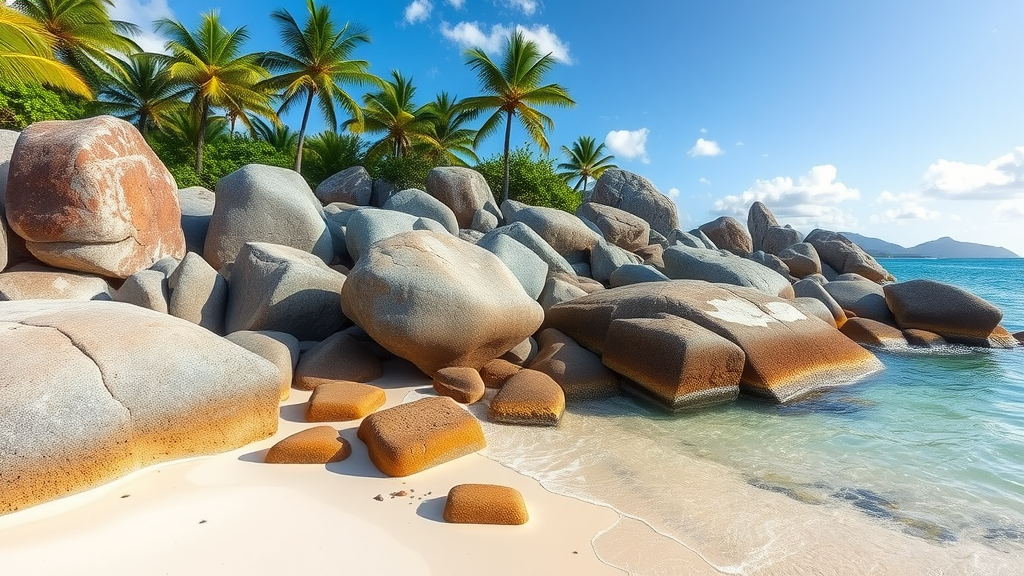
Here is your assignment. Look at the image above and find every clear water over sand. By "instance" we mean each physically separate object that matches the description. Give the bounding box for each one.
[478,258,1024,575]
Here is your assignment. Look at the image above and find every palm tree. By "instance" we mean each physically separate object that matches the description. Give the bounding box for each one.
[352,70,432,162]
[0,4,91,96]
[302,129,365,187]
[250,116,298,156]
[260,0,377,172]
[93,52,190,138]
[156,12,275,173]
[13,0,140,88]
[417,92,478,167]
[159,107,228,150]
[557,136,617,193]
[462,30,575,202]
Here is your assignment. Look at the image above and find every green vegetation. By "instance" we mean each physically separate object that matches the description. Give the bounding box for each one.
[557,135,617,192]
[2,0,607,213]
[477,146,581,213]
[462,30,575,203]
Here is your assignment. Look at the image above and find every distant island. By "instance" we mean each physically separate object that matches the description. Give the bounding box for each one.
[841,233,1021,259]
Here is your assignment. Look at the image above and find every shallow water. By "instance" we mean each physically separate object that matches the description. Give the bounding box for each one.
[478,258,1024,574]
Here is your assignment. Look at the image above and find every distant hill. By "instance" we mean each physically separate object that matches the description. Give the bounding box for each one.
[840,233,1020,259]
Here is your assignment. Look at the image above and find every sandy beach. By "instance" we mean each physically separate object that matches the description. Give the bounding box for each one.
[0,360,716,576]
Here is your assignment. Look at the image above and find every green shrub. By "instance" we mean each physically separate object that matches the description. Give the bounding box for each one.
[475,146,581,213]
[301,131,366,189]
[149,134,293,189]
[368,152,437,191]
[0,83,89,130]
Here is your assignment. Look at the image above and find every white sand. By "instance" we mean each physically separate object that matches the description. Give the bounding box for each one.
[0,360,711,575]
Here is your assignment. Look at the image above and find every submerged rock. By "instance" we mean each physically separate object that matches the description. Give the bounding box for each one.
[883,279,1004,345]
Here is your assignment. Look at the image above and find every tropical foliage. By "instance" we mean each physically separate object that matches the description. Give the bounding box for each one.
[353,70,434,163]
[418,92,478,167]
[156,12,275,173]
[301,130,365,188]
[557,136,617,192]
[0,4,91,96]
[476,146,581,213]
[0,82,87,129]
[93,52,189,138]
[261,0,376,171]
[462,30,575,202]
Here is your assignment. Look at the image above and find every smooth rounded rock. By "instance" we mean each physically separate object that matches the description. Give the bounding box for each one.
[883,279,1004,344]
[357,396,486,477]
[663,246,794,298]
[113,269,168,313]
[577,202,650,251]
[383,188,459,235]
[344,208,420,262]
[529,339,619,401]
[225,330,299,401]
[6,116,185,277]
[443,484,528,525]
[265,426,351,464]
[477,233,548,299]
[294,331,383,390]
[479,359,521,388]
[432,367,486,404]
[503,200,602,258]
[824,279,895,325]
[591,169,679,236]
[778,242,822,278]
[0,263,112,301]
[205,164,332,270]
[609,264,670,288]
[177,186,215,256]
[805,229,893,283]
[698,216,752,256]
[167,251,227,333]
[341,230,543,375]
[305,380,386,421]
[488,369,565,426]
[747,201,779,254]
[425,167,500,229]
[315,166,372,206]
[840,317,908,348]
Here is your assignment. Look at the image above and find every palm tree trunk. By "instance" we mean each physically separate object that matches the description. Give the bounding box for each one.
[502,109,513,203]
[139,112,148,140]
[196,100,209,174]
[295,89,315,172]
[583,175,589,193]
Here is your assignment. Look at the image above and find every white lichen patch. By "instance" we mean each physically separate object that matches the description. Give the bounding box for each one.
[705,298,777,327]
[765,301,807,323]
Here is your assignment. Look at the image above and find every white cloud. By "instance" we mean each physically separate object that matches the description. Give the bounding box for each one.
[506,0,538,15]
[446,0,465,7]
[920,147,1024,200]
[440,22,571,63]
[667,187,680,199]
[995,198,1024,222]
[875,190,922,204]
[712,164,860,228]
[688,138,722,157]
[869,202,941,224]
[604,128,649,163]
[405,0,432,24]
[735,141,744,147]
[698,177,711,186]
[700,127,707,134]
[109,0,174,53]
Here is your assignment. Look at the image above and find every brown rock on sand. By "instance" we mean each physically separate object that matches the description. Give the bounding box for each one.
[433,367,486,404]
[357,396,486,477]
[602,314,744,410]
[488,369,565,426]
[529,336,619,401]
[294,331,383,390]
[5,116,185,278]
[265,426,351,464]
[840,317,908,348]
[443,484,529,525]
[479,359,521,388]
[545,280,882,403]
[306,381,386,421]
[902,329,946,348]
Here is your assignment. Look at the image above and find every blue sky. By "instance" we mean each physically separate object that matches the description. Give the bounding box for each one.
[113,0,1024,255]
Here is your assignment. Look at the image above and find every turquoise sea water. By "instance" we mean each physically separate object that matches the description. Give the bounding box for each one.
[476,258,1024,573]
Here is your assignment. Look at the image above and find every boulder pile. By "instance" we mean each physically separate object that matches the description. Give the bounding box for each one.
[0,116,1018,514]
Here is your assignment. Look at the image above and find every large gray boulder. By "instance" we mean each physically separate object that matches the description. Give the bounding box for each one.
[477,233,547,299]
[749,250,792,279]
[0,299,281,514]
[224,330,299,402]
[608,264,670,288]
[502,200,601,258]
[662,246,795,298]
[370,178,399,207]
[177,186,215,256]
[762,225,804,255]
[425,167,501,229]
[778,242,821,278]
[341,230,543,375]
[805,229,893,283]
[344,208,420,262]
[205,164,332,270]
[823,278,895,324]
[478,222,575,276]
[577,202,650,252]
[698,216,752,256]
[545,280,883,403]
[167,251,228,334]
[113,269,168,313]
[382,188,459,235]
[538,274,589,311]
[883,279,1005,345]
[669,229,706,249]
[314,166,372,206]
[590,169,679,236]
[5,117,186,278]
[747,201,779,253]
[590,240,642,283]
[793,278,847,327]
[225,242,348,340]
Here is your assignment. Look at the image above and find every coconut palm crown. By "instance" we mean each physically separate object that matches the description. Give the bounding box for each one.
[260,0,377,172]
[93,52,190,138]
[462,30,575,202]
[352,70,433,162]
[418,92,479,167]
[156,12,275,173]
[557,135,617,193]
[0,4,91,96]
